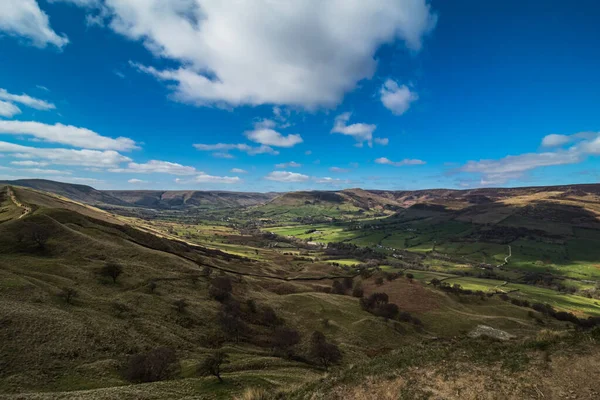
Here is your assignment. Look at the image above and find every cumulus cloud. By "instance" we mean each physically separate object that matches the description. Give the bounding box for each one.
[0,120,138,151]
[458,131,600,185]
[0,88,55,110]
[0,0,69,48]
[265,171,309,183]
[230,168,247,174]
[374,138,389,146]
[275,161,301,169]
[379,80,418,115]
[109,160,198,175]
[329,167,350,173]
[541,134,570,148]
[245,128,303,148]
[10,160,49,167]
[127,178,146,184]
[375,157,426,166]
[176,173,242,184]
[460,152,581,178]
[0,141,130,167]
[193,143,279,156]
[331,112,377,146]
[0,101,21,118]
[541,131,597,148]
[76,0,436,108]
[314,177,351,185]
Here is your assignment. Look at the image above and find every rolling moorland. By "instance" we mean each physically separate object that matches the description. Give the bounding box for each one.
[1,179,600,399]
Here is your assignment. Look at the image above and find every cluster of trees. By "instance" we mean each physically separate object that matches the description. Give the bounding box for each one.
[499,295,600,329]
[358,292,423,326]
[430,279,487,299]
[325,242,385,261]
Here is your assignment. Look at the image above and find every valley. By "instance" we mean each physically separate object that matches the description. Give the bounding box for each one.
[1,180,600,399]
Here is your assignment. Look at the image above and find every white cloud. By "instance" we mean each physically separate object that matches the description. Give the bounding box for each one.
[109,160,198,175]
[0,101,21,118]
[275,161,301,169]
[0,120,138,151]
[10,160,49,167]
[36,85,49,92]
[0,88,55,110]
[329,167,350,173]
[541,134,570,148]
[458,132,600,186]
[70,177,105,184]
[379,80,418,115]
[374,137,389,146]
[80,1,436,108]
[245,124,303,148]
[127,178,146,184]
[304,150,312,156]
[212,152,235,159]
[375,157,426,166]
[265,171,309,183]
[192,173,241,184]
[314,177,351,185]
[176,173,242,185]
[460,152,581,177]
[18,168,70,175]
[331,112,377,146]
[541,131,597,148]
[0,141,130,167]
[193,143,279,156]
[230,168,247,174]
[0,0,69,48]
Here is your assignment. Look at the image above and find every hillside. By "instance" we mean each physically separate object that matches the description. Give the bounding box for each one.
[2,184,599,399]
[104,190,277,209]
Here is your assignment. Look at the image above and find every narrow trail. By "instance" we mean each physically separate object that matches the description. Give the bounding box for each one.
[505,245,512,264]
[7,187,31,219]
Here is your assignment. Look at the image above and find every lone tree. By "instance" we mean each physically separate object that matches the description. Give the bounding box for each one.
[100,262,123,284]
[19,223,50,250]
[59,287,78,304]
[352,282,364,298]
[197,351,229,383]
[406,273,414,282]
[309,331,342,371]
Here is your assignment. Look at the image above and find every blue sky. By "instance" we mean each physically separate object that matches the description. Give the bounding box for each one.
[0,0,598,191]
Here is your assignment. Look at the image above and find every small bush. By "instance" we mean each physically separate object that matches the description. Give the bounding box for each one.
[209,277,233,302]
[352,283,364,298]
[59,287,78,304]
[123,347,178,383]
[173,298,188,313]
[331,280,345,295]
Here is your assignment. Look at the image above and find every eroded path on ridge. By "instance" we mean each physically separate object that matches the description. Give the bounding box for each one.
[7,187,31,219]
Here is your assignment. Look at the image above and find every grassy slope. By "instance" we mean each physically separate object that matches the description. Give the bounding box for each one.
[2,185,600,399]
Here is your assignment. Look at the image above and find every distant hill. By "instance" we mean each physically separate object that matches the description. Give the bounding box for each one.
[104,190,277,209]
[0,179,277,210]
[0,179,130,207]
[2,179,599,219]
